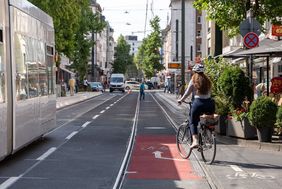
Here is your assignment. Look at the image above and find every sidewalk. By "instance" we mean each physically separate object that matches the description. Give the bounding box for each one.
[56,92,102,109]
[156,92,282,153]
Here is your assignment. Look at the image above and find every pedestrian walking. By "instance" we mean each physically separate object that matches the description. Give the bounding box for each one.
[83,78,88,91]
[68,76,76,96]
[140,81,145,100]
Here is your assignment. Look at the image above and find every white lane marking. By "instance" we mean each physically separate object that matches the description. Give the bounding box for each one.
[125,171,137,174]
[153,151,186,161]
[0,177,20,189]
[110,104,114,106]
[93,115,99,120]
[144,127,166,130]
[230,165,243,172]
[81,121,91,128]
[100,110,105,114]
[106,107,110,110]
[65,131,78,140]
[36,147,57,161]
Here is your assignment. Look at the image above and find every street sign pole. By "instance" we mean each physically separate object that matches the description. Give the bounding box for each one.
[181,0,185,89]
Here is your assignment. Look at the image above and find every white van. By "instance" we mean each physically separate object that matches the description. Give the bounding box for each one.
[109,73,125,93]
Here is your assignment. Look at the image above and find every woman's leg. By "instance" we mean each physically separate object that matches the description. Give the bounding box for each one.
[190,99,202,148]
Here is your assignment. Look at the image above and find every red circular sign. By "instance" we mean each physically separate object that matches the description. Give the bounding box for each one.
[244,32,259,49]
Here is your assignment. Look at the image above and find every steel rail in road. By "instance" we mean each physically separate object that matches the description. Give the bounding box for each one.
[113,94,140,189]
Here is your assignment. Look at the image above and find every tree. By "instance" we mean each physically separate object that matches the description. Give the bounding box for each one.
[29,0,106,79]
[194,0,282,36]
[112,35,133,74]
[29,0,80,60]
[135,16,164,78]
[72,1,106,80]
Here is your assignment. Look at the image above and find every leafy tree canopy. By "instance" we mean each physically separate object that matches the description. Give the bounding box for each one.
[135,16,164,78]
[112,35,133,74]
[194,0,282,36]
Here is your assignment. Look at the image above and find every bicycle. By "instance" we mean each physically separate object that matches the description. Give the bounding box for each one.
[176,101,219,164]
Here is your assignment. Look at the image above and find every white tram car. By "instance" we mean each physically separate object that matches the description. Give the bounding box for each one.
[0,0,56,160]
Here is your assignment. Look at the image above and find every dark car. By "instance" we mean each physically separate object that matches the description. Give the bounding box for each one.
[88,82,104,92]
[145,81,154,90]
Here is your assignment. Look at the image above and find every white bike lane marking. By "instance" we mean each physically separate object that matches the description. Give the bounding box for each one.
[227,165,275,180]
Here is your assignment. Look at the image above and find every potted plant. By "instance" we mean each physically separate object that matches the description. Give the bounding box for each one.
[214,95,230,135]
[217,66,256,139]
[248,96,278,142]
[274,106,282,138]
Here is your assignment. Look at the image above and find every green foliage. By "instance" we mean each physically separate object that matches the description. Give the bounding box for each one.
[29,0,106,78]
[194,0,282,37]
[275,106,282,128]
[248,96,277,128]
[113,35,133,74]
[217,66,253,108]
[203,57,230,96]
[214,95,230,116]
[135,16,164,78]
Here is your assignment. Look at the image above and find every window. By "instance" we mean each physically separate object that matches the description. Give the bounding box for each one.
[197,30,201,37]
[197,44,201,52]
[278,64,282,73]
[197,16,201,24]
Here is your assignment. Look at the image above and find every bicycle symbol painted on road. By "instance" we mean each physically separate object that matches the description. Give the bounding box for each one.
[226,172,275,180]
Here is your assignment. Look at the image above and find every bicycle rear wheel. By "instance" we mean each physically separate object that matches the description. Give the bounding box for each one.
[176,123,192,159]
[200,129,216,164]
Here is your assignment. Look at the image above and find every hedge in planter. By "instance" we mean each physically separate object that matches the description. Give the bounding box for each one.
[275,106,282,136]
[248,96,278,142]
[217,66,253,108]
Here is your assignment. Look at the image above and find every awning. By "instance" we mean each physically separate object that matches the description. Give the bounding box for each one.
[222,47,245,58]
[233,38,282,57]
[59,67,75,75]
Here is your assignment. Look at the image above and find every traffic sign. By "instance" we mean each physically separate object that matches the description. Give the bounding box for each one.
[168,62,181,69]
[244,32,259,49]
[239,18,261,37]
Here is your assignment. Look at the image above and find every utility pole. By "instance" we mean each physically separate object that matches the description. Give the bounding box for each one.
[176,19,179,61]
[91,30,95,81]
[181,0,185,87]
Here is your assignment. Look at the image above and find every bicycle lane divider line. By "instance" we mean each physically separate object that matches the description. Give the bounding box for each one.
[0,177,21,189]
[65,131,79,140]
[93,115,99,120]
[36,147,57,161]
[81,121,91,128]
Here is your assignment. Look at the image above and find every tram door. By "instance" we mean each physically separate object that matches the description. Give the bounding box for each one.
[0,0,8,159]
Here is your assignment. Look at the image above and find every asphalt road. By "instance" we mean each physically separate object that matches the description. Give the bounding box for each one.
[0,91,282,189]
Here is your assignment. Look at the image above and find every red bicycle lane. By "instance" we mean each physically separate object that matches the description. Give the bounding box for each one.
[127,135,202,180]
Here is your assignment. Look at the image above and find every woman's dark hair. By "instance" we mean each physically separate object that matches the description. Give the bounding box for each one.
[192,73,212,95]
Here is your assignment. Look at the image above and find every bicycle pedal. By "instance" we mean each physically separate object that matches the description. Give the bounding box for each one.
[197,147,202,152]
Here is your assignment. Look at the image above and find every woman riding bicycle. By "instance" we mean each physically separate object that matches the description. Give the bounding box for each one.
[178,64,215,149]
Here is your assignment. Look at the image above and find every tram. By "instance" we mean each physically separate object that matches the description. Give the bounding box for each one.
[0,0,56,160]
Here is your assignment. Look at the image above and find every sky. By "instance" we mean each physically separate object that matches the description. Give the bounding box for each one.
[99,0,171,41]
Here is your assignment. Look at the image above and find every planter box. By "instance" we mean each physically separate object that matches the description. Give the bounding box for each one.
[215,115,227,135]
[227,118,257,139]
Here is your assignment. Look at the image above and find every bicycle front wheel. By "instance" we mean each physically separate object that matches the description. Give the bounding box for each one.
[176,123,192,159]
[200,129,216,164]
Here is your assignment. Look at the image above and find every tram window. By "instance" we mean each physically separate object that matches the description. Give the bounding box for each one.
[0,39,4,103]
[0,29,3,43]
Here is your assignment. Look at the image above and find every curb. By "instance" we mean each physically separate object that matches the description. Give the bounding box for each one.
[216,135,281,153]
[56,93,102,110]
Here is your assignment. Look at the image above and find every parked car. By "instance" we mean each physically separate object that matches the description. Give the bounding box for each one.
[88,82,104,92]
[145,81,154,90]
[125,81,140,90]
